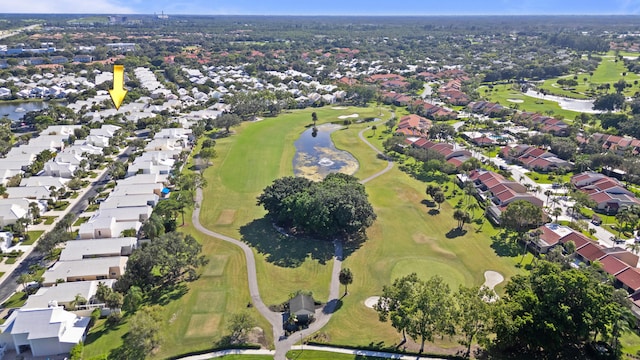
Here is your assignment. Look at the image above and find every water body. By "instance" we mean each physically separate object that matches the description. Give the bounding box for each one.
[293,123,359,181]
[524,89,602,114]
[0,101,50,122]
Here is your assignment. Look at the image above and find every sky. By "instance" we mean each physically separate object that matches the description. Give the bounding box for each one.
[3,0,640,16]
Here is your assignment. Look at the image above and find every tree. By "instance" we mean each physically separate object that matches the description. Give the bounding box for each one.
[339,268,353,296]
[214,113,242,133]
[453,209,471,230]
[433,191,445,210]
[105,291,124,311]
[121,306,162,359]
[500,200,544,234]
[593,93,625,111]
[16,273,32,292]
[311,111,317,127]
[117,232,208,292]
[552,207,563,223]
[408,275,455,352]
[141,213,165,240]
[257,173,376,239]
[226,311,256,344]
[123,286,144,314]
[376,274,454,353]
[492,261,630,356]
[455,285,493,358]
[425,184,441,201]
[371,125,377,136]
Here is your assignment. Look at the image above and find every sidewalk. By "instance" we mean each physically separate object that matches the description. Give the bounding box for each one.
[177,345,446,360]
[0,164,110,303]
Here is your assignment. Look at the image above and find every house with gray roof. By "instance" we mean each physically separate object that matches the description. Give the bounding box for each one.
[59,237,137,262]
[42,256,127,286]
[23,279,116,310]
[0,307,89,357]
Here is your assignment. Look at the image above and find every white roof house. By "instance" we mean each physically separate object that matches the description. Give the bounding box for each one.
[84,135,110,148]
[154,128,192,140]
[23,279,116,309]
[144,138,186,152]
[89,125,120,138]
[0,202,28,227]
[20,176,69,189]
[78,216,141,240]
[110,183,164,196]
[0,307,90,357]
[54,152,84,166]
[116,173,167,185]
[42,161,76,179]
[59,237,137,261]
[66,143,103,156]
[42,256,128,286]
[100,194,159,209]
[5,186,51,200]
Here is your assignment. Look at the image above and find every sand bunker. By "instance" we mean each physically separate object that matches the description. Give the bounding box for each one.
[332,106,348,110]
[364,296,380,309]
[507,98,524,103]
[338,113,359,119]
[483,271,504,290]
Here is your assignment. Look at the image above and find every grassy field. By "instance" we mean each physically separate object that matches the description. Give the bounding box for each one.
[23,230,44,245]
[196,106,528,353]
[538,52,640,99]
[199,107,390,306]
[480,84,581,120]
[287,350,386,359]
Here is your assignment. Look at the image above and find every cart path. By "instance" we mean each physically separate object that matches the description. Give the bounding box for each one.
[191,122,394,360]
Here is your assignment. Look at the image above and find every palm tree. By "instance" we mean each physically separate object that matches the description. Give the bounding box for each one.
[552,207,563,223]
[433,191,445,210]
[627,242,640,254]
[371,125,377,136]
[311,112,317,127]
[466,203,480,220]
[544,190,553,206]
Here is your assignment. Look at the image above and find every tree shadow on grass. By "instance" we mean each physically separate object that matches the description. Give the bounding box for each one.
[421,199,436,208]
[322,298,343,314]
[446,228,467,238]
[239,218,336,268]
[147,283,189,306]
[428,209,440,216]
[490,232,522,257]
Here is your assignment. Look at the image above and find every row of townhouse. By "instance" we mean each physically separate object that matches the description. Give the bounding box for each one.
[501,144,573,172]
[529,222,640,317]
[395,114,433,136]
[462,169,544,225]
[511,111,570,136]
[0,236,137,357]
[571,172,640,214]
[577,132,640,156]
[467,101,512,118]
[404,137,474,168]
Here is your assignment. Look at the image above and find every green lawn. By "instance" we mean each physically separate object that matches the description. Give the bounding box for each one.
[287,350,386,359]
[199,106,391,306]
[537,53,640,101]
[480,84,581,120]
[527,171,573,185]
[42,216,56,225]
[23,230,44,245]
[1,291,26,308]
[73,216,90,226]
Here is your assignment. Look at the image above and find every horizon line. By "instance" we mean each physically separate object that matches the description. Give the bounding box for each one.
[1,13,640,17]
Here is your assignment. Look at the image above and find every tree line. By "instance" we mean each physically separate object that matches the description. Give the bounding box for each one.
[376,260,633,358]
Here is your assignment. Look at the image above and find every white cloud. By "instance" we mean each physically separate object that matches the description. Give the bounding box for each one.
[1,0,135,14]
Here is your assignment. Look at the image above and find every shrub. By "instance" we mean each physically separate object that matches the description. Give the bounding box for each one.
[106,312,122,327]
[69,342,83,360]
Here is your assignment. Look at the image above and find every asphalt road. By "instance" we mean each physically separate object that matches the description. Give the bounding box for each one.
[0,146,134,305]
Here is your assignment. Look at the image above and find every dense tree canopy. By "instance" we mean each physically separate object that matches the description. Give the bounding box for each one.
[257,173,377,238]
[500,200,545,234]
[116,232,208,293]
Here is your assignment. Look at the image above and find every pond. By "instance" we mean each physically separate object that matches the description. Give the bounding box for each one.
[293,123,358,181]
[0,101,50,122]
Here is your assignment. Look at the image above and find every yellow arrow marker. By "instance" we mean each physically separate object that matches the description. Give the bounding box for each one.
[109,65,128,110]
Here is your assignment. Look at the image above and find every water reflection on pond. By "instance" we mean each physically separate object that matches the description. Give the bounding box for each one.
[293,123,358,181]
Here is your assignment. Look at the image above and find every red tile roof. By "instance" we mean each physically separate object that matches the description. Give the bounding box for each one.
[616,267,640,291]
[577,243,606,262]
[600,255,630,276]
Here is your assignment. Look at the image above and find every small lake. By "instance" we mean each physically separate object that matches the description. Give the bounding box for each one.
[524,90,602,114]
[0,101,50,122]
[293,123,358,181]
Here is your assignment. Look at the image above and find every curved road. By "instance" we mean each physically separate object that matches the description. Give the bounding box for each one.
[190,122,393,360]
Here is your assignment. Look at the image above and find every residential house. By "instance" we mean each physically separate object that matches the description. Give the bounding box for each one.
[0,307,90,357]
[23,279,116,310]
[78,216,141,240]
[530,223,574,254]
[42,256,127,286]
[42,161,77,178]
[0,202,29,227]
[571,172,640,213]
[288,293,315,325]
[5,186,51,200]
[59,237,137,262]
[20,176,68,189]
[501,145,572,172]
[395,114,432,137]
[99,194,159,209]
